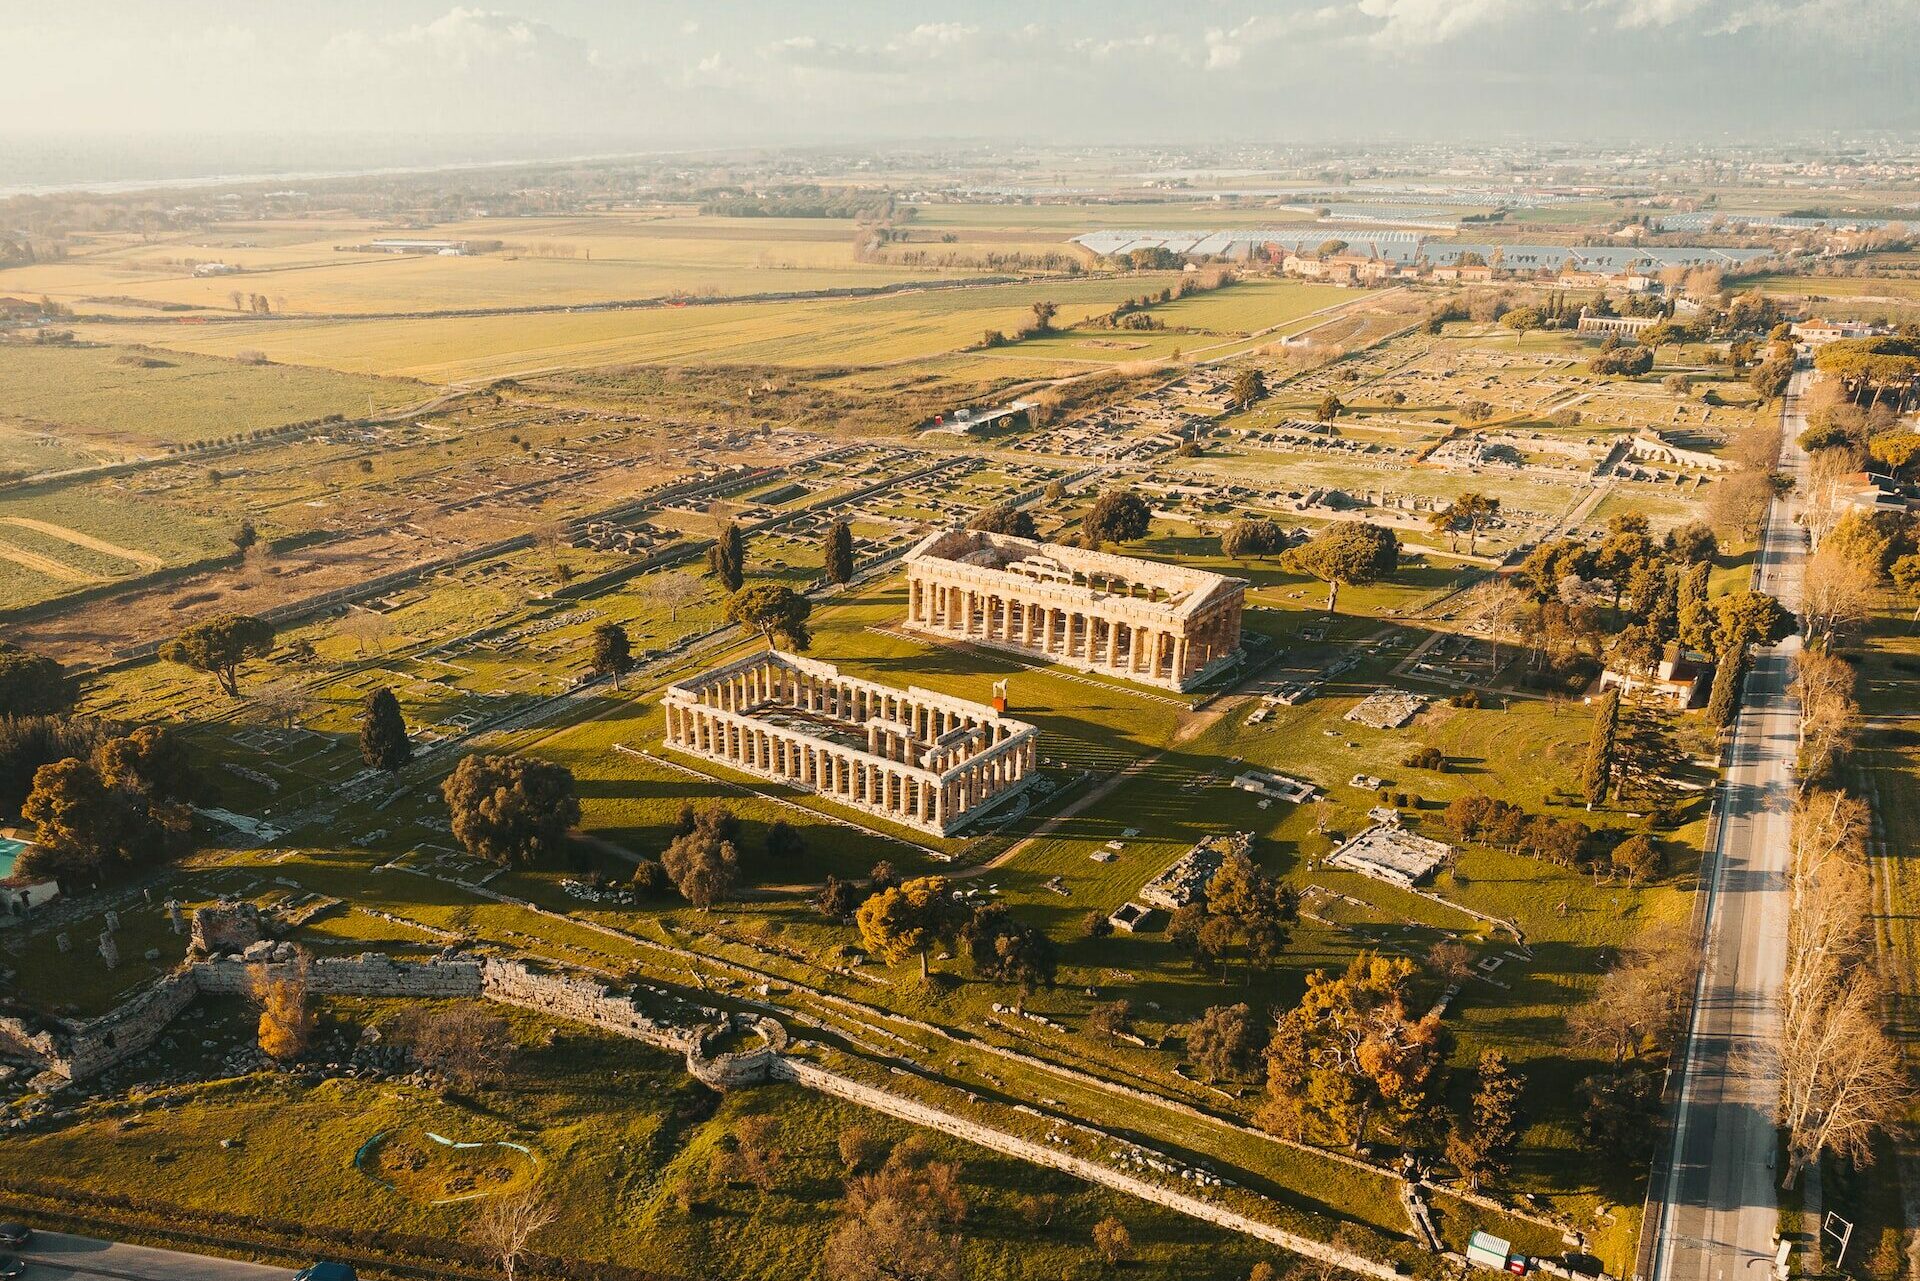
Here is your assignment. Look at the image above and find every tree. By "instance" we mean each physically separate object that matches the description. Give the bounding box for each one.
[969,503,1038,540]
[0,643,77,717]
[1892,553,1920,625]
[1315,393,1345,424]
[159,613,275,696]
[390,1004,515,1092]
[468,1188,558,1281]
[1795,650,1859,783]
[1446,1050,1526,1190]
[827,1141,967,1281]
[839,1126,886,1173]
[19,757,134,883]
[1083,909,1114,940]
[1092,1216,1134,1267]
[231,519,259,552]
[252,957,315,1061]
[588,622,634,690]
[1229,367,1268,410]
[1611,834,1663,886]
[631,857,670,896]
[1569,936,1694,1066]
[1221,518,1287,561]
[818,875,860,919]
[824,518,856,584]
[1186,1003,1267,1083]
[1452,493,1500,556]
[1259,953,1449,1149]
[709,520,747,592]
[965,906,1058,1012]
[359,687,412,772]
[1777,789,1909,1187]
[1582,689,1619,806]
[441,753,580,867]
[857,876,963,979]
[725,584,812,651]
[1089,999,1134,1041]
[1705,646,1749,731]
[1280,521,1400,614]
[662,811,742,910]
[19,730,197,884]
[1803,542,1877,649]
[1082,488,1152,547]
[1712,589,1794,654]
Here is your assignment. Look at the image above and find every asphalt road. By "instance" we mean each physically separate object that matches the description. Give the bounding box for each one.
[1648,366,1811,1281]
[13,1231,293,1280]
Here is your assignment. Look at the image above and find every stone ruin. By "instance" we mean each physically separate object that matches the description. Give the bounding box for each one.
[189,901,267,958]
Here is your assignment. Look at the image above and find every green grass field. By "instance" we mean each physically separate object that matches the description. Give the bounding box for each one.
[0,343,422,451]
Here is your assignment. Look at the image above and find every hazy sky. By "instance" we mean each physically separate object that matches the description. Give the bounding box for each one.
[5,0,1918,147]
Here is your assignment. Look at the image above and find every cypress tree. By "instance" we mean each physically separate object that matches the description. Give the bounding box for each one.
[1706,646,1748,732]
[709,521,746,593]
[1582,689,1620,807]
[359,687,412,772]
[824,518,855,585]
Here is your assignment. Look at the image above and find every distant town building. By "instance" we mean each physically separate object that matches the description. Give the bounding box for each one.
[1796,318,1885,345]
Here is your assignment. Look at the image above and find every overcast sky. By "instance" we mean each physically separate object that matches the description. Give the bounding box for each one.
[4,1,1917,150]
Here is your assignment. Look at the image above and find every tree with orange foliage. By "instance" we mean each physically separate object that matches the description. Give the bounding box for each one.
[251,955,315,1061]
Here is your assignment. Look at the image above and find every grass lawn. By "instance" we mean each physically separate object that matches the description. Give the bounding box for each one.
[1,995,1295,1281]
[0,343,422,449]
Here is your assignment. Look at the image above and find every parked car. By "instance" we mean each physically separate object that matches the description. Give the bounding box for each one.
[293,1265,358,1281]
[0,1225,28,1248]
[0,1254,23,1279]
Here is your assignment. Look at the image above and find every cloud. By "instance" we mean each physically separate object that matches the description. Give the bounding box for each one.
[323,7,596,76]
[1355,0,1529,46]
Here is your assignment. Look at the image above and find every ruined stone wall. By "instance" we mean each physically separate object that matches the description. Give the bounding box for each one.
[777,1059,1401,1281]
[62,972,200,1081]
[479,959,693,1055]
[193,954,484,999]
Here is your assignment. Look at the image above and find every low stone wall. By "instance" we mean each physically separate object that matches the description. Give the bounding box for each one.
[479,959,693,1055]
[63,973,200,1081]
[194,954,484,999]
[778,1059,1402,1281]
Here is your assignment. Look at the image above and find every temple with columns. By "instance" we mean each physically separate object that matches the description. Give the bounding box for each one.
[901,528,1246,693]
[661,651,1039,838]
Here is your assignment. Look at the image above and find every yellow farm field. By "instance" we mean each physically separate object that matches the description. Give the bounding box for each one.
[76,277,1182,382]
[9,211,1067,317]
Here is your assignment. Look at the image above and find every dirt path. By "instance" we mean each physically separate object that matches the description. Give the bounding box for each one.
[0,538,103,583]
[0,516,165,569]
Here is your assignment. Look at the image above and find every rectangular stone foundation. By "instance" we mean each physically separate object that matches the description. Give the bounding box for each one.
[662,651,1039,838]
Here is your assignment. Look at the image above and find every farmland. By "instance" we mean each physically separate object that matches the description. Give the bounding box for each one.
[0,178,1817,1281]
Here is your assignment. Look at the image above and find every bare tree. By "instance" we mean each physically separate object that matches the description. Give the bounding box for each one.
[1801,542,1877,649]
[1569,933,1696,1066]
[1793,651,1860,783]
[389,1005,517,1092]
[1775,790,1906,1187]
[468,1188,558,1281]
[337,607,393,657]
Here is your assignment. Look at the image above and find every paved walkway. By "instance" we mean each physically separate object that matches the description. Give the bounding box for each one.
[19,1231,289,1281]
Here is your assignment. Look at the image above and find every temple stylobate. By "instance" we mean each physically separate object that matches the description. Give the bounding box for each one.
[662,651,1039,838]
[902,528,1246,693]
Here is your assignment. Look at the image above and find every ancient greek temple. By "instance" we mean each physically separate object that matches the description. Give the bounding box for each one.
[902,528,1246,693]
[662,651,1039,838]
